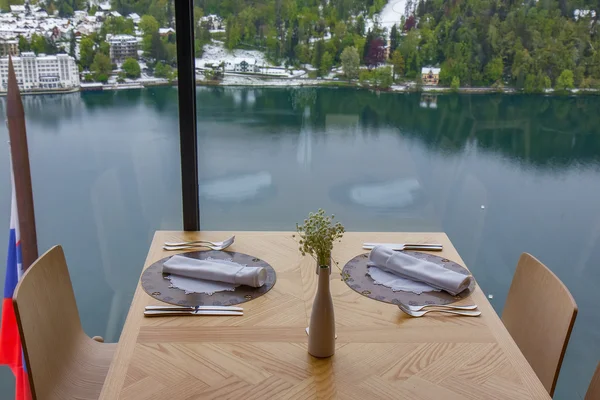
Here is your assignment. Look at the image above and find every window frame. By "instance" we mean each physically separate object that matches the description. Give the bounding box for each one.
[174,0,200,230]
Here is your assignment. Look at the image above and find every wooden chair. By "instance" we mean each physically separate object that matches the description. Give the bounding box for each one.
[502,253,577,397]
[586,362,600,400]
[13,245,116,400]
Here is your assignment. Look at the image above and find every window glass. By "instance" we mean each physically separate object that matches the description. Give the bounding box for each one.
[0,1,181,395]
[193,1,600,397]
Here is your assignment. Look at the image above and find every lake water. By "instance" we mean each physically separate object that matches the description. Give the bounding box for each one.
[1,87,600,398]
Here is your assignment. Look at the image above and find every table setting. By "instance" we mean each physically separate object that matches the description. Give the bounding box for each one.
[99,229,551,400]
[140,237,276,313]
[142,209,480,325]
[342,243,479,316]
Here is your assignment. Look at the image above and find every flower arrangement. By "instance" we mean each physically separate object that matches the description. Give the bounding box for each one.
[296,209,345,266]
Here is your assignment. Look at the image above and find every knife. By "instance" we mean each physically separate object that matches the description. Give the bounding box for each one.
[145,305,243,312]
[144,310,244,317]
[362,243,443,251]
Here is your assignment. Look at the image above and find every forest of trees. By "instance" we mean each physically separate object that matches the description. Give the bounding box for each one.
[407,0,600,90]
[4,0,600,90]
[193,0,600,90]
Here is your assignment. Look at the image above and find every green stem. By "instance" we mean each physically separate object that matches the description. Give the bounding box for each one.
[317,252,330,266]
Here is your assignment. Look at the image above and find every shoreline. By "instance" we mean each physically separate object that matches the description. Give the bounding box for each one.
[5,77,600,96]
[0,87,80,96]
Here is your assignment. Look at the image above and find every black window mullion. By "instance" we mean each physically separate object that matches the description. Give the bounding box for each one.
[174,0,200,231]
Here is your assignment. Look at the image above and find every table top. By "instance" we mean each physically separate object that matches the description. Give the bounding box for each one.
[99,231,551,400]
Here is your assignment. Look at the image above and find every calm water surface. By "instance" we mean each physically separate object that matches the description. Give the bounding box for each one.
[0,87,599,398]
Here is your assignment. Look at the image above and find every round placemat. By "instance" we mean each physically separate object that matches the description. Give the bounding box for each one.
[141,250,277,306]
[341,251,475,306]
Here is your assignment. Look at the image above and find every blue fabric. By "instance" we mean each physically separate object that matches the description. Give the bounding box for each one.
[4,229,18,299]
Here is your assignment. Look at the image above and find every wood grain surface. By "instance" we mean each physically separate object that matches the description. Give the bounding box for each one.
[502,252,577,396]
[585,362,600,400]
[99,231,551,400]
[14,246,116,400]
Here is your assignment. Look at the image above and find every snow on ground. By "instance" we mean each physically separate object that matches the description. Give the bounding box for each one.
[220,75,321,86]
[196,42,310,77]
[196,43,271,68]
[367,0,409,33]
[379,0,409,28]
[309,32,332,43]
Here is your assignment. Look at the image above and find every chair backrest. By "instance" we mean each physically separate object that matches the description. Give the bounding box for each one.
[502,253,577,397]
[13,245,85,400]
[586,362,600,400]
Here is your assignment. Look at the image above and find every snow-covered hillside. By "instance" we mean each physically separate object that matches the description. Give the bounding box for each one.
[377,0,409,29]
[196,43,271,69]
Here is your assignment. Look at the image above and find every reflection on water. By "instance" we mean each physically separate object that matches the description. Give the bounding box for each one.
[0,88,599,398]
[196,88,600,400]
[349,178,422,209]
[199,172,273,202]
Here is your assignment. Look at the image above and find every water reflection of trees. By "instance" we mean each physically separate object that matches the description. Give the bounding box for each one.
[10,87,600,168]
[193,87,600,169]
[313,90,600,168]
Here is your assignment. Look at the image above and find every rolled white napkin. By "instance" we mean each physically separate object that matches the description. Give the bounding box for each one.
[368,246,472,295]
[163,255,266,288]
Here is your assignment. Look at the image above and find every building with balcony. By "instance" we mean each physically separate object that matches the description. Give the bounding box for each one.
[0,38,19,57]
[108,34,138,63]
[421,67,440,85]
[0,52,80,92]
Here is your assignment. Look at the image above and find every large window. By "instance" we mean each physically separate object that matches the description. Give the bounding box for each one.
[192,0,600,398]
[0,1,182,395]
[0,0,599,398]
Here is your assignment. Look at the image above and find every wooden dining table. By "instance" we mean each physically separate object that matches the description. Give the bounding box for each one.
[99,231,551,400]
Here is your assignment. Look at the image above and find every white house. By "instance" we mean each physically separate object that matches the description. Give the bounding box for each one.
[109,11,122,18]
[199,14,223,30]
[574,9,597,20]
[98,2,111,11]
[127,13,141,23]
[421,67,441,85]
[232,58,259,73]
[159,27,175,36]
[9,5,26,14]
[0,52,80,92]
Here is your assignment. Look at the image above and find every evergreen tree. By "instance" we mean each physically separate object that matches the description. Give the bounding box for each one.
[363,29,373,64]
[389,24,399,58]
[391,49,405,79]
[312,40,325,69]
[321,51,333,75]
[69,34,76,58]
[355,15,365,36]
[18,36,30,53]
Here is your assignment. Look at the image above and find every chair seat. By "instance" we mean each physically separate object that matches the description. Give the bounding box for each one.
[51,339,116,400]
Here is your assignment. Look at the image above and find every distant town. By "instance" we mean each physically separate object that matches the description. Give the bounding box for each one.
[0,0,327,94]
[0,0,446,94]
[0,1,236,93]
[1,0,598,94]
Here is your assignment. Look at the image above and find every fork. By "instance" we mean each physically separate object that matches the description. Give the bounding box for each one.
[163,241,234,251]
[362,243,443,251]
[164,236,235,248]
[404,304,478,312]
[398,304,481,317]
